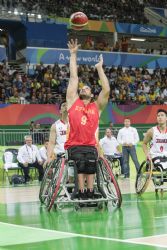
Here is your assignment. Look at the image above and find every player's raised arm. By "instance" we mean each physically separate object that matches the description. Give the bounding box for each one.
[95,54,110,112]
[66,39,81,109]
[47,124,56,162]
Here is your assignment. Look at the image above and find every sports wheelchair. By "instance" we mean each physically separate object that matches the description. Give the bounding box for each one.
[104,154,122,178]
[135,156,167,194]
[39,155,122,211]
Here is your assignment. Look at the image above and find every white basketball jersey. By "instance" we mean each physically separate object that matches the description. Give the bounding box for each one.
[150,126,167,157]
[54,119,67,154]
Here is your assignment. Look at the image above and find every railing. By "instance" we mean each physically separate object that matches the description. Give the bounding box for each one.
[0,127,148,146]
[99,127,148,141]
[0,130,50,146]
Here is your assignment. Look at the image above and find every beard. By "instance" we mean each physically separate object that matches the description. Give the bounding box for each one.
[79,93,91,100]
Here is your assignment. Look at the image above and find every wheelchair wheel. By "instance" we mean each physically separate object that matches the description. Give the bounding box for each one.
[98,157,122,208]
[135,160,153,194]
[39,159,58,204]
[47,157,66,211]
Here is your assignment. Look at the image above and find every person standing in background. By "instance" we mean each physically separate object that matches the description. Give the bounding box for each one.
[117,117,140,178]
[29,121,34,135]
[109,122,118,137]
[39,139,49,165]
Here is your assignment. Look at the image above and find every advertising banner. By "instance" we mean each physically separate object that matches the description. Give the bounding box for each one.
[27,47,167,70]
[0,104,166,125]
[115,22,167,37]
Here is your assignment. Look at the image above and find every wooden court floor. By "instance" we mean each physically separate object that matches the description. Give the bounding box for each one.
[0,179,167,250]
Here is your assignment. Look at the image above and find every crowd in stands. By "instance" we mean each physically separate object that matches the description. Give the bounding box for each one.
[1,0,167,24]
[0,61,167,105]
[82,36,167,55]
[143,0,167,8]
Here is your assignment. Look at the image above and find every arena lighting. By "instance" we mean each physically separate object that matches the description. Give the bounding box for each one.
[130,38,146,41]
[14,9,18,15]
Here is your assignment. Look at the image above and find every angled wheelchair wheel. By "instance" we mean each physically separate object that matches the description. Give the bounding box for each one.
[98,157,122,208]
[39,159,58,204]
[47,157,67,211]
[135,160,153,194]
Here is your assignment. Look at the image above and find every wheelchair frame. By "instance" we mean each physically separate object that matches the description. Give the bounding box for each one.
[136,158,167,195]
[39,156,122,211]
[104,155,121,177]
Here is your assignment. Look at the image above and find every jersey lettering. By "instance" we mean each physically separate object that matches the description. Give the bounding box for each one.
[60,130,66,135]
[150,126,167,157]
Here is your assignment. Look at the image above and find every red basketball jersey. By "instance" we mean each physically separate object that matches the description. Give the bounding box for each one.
[65,98,99,149]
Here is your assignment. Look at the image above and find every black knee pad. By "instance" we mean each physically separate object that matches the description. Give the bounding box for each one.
[85,159,97,174]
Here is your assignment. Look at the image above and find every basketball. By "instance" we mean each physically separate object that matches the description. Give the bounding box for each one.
[69,12,88,30]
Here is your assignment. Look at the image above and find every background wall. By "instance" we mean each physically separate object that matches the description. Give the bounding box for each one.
[0,104,164,126]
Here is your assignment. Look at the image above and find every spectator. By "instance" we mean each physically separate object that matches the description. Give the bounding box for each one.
[109,122,118,137]
[39,139,49,165]
[100,128,124,175]
[33,123,43,144]
[112,41,120,52]
[29,121,35,134]
[121,37,129,53]
[17,135,44,183]
[117,117,140,178]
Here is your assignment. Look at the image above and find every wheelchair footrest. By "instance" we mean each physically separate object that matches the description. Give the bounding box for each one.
[78,202,99,208]
[155,185,167,190]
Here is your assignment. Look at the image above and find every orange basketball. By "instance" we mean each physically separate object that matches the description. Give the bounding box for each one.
[69,12,88,30]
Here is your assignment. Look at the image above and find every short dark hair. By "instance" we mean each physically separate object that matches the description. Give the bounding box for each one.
[124,117,131,121]
[157,109,167,116]
[85,83,92,89]
[59,100,66,109]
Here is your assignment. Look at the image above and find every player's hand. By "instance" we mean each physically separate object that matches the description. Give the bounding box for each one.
[23,162,28,167]
[95,54,103,69]
[68,39,81,54]
[146,153,152,161]
[46,157,53,164]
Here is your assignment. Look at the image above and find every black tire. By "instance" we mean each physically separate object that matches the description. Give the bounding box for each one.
[135,160,152,194]
[98,157,122,208]
[39,159,59,204]
[97,202,103,210]
[47,157,67,211]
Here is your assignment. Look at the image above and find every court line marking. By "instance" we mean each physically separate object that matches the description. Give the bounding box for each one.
[155,215,167,219]
[127,233,167,248]
[0,222,74,247]
[0,222,167,248]
[123,200,163,203]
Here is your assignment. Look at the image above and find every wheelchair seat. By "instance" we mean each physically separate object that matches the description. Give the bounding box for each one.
[104,155,121,177]
[152,156,167,171]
